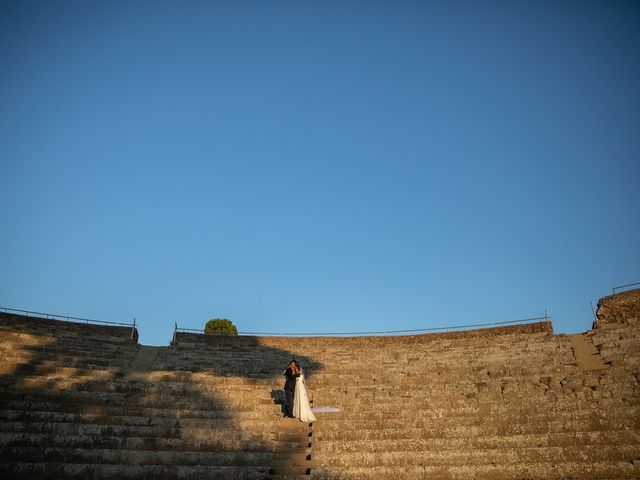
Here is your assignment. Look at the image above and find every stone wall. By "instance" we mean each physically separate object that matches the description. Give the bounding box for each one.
[0,312,139,343]
[173,320,553,349]
[594,288,640,328]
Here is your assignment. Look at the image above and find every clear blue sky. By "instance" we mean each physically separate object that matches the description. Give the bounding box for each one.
[1,1,638,345]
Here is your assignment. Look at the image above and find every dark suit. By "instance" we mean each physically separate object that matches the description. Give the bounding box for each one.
[283,368,298,417]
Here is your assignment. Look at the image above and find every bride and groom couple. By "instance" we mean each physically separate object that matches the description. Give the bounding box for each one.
[283,360,316,422]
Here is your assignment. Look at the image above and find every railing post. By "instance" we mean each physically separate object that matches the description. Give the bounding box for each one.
[131,317,136,339]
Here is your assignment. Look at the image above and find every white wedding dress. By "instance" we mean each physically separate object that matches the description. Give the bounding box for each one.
[293,374,316,422]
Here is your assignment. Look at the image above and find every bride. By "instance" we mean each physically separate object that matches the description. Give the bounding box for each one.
[292,361,316,422]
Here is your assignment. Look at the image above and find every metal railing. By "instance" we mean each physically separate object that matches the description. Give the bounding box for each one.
[612,282,640,294]
[172,321,204,344]
[173,312,551,338]
[1,306,137,338]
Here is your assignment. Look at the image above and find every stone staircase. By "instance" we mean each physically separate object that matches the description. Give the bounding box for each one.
[1,290,639,479]
[124,346,160,381]
[268,417,313,479]
[568,333,607,371]
[302,328,639,479]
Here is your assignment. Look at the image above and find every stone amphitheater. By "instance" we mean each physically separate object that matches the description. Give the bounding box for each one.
[1,289,638,480]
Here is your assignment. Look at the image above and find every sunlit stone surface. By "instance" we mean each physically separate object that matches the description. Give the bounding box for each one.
[1,291,638,479]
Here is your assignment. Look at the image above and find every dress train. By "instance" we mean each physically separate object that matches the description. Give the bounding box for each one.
[293,374,316,422]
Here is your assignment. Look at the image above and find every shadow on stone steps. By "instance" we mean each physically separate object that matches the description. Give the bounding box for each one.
[0,313,330,480]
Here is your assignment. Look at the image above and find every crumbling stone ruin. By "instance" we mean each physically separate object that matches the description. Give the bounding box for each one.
[1,290,638,479]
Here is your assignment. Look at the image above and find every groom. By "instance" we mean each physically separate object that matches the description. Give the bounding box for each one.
[283,360,298,418]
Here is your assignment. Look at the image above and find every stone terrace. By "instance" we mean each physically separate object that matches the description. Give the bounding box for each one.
[1,290,639,479]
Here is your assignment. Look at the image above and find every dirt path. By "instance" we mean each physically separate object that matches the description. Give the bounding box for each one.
[567,334,606,371]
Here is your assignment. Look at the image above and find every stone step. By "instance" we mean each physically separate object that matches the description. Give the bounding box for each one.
[313,405,640,424]
[169,384,632,408]
[0,400,281,421]
[4,350,132,359]
[0,330,134,343]
[2,398,636,428]
[148,368,582,385]
[158,355,572,368]
[155,360,574,377]
[1,351,133,363]
[273,440,309,453]
[312,388,640,408]
[3,334,133,344]
[0,365,123,378]
[311,444,639,467]
[0,432,277,452]
[268,419,312,477]
[310,460,640,480]
[2,377,136,394]
[0,411,303,434]
[1,377,285,399]
[1,382,633,406]
[312,429,640,452]
[314,417,640,440]
[318,406,640,432]
[312,374,616,391]
[156,360,571,373]
[169,336,557,350]
[0,340,129,350]
[0,406,281,424]
[0,462,270,480]
[308,372,575,386]
[568,334,607,371]
[9,360,129,374]
[0,446,272,466]
[0,398,282,417]
[0,418,294,439]
[2,342,134,355]
[268,475,310,480]
[3,373,279,389]
[0,421,182,438]
[270,456,311,475]
[0,389,282,410]
[310,401,639,419]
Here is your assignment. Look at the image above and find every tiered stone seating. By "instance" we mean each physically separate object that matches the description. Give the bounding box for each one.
[0,313,311,479]
[0,314,140,478]
[1,290,639,479]
[152,333,321,477]
[295,304,639,479]
[305,331,639,479]
[167,317,638,479]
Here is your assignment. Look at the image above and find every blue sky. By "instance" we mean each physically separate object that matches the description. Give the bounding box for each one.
[1,1,638,345]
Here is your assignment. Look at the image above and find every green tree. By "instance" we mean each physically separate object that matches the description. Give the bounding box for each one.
[204,318,238,336]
